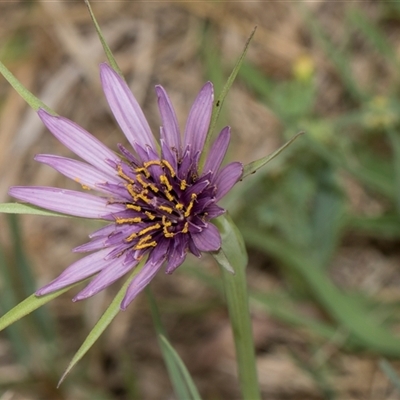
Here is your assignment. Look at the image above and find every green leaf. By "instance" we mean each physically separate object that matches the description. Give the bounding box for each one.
[204,27,257,153]
[213,214,260,400]
[0,203,69,218]
[159,335,202,400]
[244,229,400,356]
[58,265,144,386]
[242,132,304,179]
[0,281,84,332]
[0,61,55,113]
[84,0,123,76]
[147,288,200,400]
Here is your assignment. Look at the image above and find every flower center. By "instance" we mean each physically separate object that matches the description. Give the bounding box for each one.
[114,158,200,251]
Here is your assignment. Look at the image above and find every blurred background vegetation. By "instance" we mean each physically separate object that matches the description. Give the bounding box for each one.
[1,1,400,399]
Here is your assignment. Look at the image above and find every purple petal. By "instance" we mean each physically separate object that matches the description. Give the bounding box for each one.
[9,186,124,218]
[38,109,118,179]
[73,256,138,301]
[202,126,231,175]
[183,82,213,159]
[190,222,221,252]
[160,136,178,172]
[100,63,156,152]
[203,203,226,219]
[36,248,112,295]
[214,162,243,201]
[120,239,169,310]
[165,234,188,274]
[155,85,181,155]
[35,154,120,192]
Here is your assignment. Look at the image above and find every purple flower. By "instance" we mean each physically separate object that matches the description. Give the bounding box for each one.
[9,63,242,310]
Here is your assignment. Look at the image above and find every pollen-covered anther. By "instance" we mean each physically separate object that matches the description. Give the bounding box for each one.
[159,205,173,214]
[126,204,141,212]
[117,165,135,184]
[161,159,175,177]
[175,203,184,211]
[134,166,150,178]
[115,216,142,225]
[184,193,197,217]
[138,223,161,236]
[134,234,157,249]
[145,211,156,220]
[180,180,187,190]
[160,175,173,192]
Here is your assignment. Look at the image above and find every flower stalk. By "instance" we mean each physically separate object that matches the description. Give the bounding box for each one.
[214,215,261,400]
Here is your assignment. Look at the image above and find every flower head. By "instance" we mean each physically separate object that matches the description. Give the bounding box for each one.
[9,63,242,309]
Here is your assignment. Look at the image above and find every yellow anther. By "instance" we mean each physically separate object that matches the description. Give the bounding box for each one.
[117,165,135,183]
[162,216,171,226]
[165,191,174,202]
[147,182,159,193]
[182,222,189,234]
[125,232,138,242]
[180,180,187,190]
[161,160,175,177]
[145,211,156,220]
[159,205,173,214]
[137,191,151,204]
[175,203,184,211]
[135,235,157,250]
[184,193,197,217]
[81,184,91,190]
[115,217,142,225]
[134,167,150,178]
[136,174,149,188]
[144,160,163,168]
[160,175,173,192]
[138,223,161,236]
[126,204,141,212]
[126,184,138,199]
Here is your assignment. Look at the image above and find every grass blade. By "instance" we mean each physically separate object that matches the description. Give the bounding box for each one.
[84,0,122,76]
[242,132,304,179]
[147,288,198,400]
[380,359,400,393]
[0,203,69,217]
[0,61,55,113]
[58,266,143,386]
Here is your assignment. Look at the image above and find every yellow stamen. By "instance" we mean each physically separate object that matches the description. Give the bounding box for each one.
[126,184,138,199]
[115,217,142,225]
[175,203,184,211]
[117,165,135,184]
[135,234,157,249]
[134,167,150,178]
[145,211,156,220]
[144,160,163,168]
[138,223,161,236]
[160,175,173,192]
[159,205,173,214]
[126,204,141,212]
[137,191,151,204]
[184,193,197,217]
[180,180,187,190]
[182,222,189,233]
[136,174,149,188]
[161,160,175,177]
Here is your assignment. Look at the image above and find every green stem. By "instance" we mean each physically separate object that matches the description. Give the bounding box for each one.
[214,215,261,400]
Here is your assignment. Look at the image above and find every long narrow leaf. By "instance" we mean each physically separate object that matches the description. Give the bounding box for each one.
[242,132,304,179]
[84,0,122,76]
[147,288,199,400]
[0,281,84,331]
[0,203,69,217]
[0,61,55,113]
[58,265,144,386]
[160,335,202,400]
[204,27,256,153]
